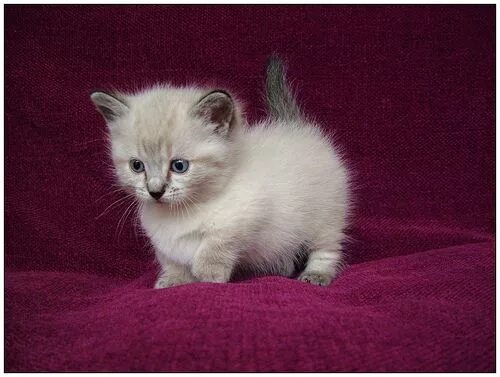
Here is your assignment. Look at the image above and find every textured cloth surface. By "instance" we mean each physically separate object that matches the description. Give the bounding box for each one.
[5,5,494,372]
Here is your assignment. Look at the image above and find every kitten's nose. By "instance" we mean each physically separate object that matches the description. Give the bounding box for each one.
[148,189,165,200]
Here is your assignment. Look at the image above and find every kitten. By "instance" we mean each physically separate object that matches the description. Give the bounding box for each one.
[91,57,351,287]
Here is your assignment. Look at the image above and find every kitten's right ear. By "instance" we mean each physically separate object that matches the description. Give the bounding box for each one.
[192,90,234,136]
[90,91,128,122]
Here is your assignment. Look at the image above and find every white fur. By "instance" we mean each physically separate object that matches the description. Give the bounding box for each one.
[94,84,351,287]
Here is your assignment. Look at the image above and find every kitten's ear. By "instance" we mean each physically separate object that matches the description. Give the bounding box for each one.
[90,91,128,122]
[193,90,234,136]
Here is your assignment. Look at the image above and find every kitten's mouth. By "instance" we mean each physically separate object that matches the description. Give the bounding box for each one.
[159,195,179,204]
[146,193,176,204]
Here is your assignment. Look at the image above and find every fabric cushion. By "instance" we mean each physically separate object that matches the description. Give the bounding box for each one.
[5,5,494,371]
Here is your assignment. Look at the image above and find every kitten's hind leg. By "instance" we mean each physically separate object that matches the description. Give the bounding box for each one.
[298,249,342,286]
[298,234,344,286]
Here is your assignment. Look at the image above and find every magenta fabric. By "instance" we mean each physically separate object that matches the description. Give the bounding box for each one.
[5,5,495,372]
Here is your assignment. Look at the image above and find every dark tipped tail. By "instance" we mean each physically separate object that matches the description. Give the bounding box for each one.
[265,56,302,122]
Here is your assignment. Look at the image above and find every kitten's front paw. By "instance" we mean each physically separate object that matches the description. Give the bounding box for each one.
[298,272,332,286]
[154,275,195,289]
[192,262,232,283]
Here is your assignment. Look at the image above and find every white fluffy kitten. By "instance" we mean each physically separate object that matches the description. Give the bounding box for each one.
[91,58,350,287]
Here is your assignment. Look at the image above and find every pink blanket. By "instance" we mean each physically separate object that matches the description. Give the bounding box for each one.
[5,5,494,371]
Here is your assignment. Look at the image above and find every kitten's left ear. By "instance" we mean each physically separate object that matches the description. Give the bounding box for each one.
[192,90,234,136]
[90,91,128,123]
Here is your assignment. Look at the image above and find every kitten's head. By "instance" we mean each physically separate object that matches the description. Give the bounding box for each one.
[91,85,242,209]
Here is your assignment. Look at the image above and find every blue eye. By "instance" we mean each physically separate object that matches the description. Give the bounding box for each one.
[171,159,189,174]
[130,159,145,173]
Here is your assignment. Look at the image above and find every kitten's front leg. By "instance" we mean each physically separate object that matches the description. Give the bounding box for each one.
[155,260,197,289]
[191,237,236,283]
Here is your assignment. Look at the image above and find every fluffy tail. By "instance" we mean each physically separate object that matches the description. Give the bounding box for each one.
[265,56,302,122]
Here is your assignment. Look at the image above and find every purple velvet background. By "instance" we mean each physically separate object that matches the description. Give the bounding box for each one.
[5,5,495,372]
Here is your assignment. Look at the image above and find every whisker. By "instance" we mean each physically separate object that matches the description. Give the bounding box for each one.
[94,187,127,203]
[187,194,202,212]
[95,194,134,220]
[182,198,189,219]
[132,201,145,242]
[184,196,197,217]
[114,198,137,241]
[180,197,188,219]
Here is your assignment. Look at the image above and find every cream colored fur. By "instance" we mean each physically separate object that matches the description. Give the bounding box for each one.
[91,66,350,288]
